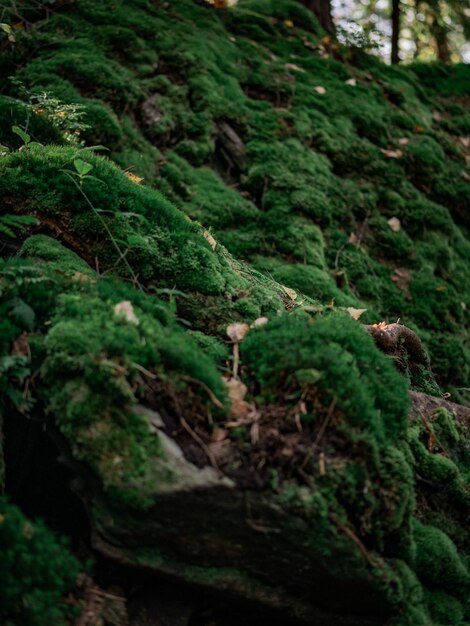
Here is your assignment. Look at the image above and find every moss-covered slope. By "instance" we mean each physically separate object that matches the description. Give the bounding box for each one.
[0,1,469,625]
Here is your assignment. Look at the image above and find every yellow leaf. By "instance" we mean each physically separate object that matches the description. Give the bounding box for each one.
[284,19,294,27]
[124,171,144,184]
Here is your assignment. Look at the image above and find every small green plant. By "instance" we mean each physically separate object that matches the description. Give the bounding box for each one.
[0,214,38,238]
[30,92,90,144]
[11,125,43,149]
[9,78,90,145]
[61,158,141,287]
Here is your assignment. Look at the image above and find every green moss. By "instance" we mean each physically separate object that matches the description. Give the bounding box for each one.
[412,520,470,592]
[242,312,409,440]
[0,497,80,626]
[0,0,469,620]
[21,235,95,277]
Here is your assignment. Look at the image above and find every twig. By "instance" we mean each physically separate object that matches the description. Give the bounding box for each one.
[180,417,221,474]
[329,513,382,569]
[179,374,224,409]
[301,399,336,469]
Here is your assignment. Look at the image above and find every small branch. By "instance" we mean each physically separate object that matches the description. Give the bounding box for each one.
[179,374,224,409]
[180,417,221,474]
[329,513,383,569]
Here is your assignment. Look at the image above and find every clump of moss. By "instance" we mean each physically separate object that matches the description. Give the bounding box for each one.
[242,313,409,440]
[0,496,80,626]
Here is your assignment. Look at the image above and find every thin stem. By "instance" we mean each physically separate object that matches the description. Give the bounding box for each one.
[68,174,142,290]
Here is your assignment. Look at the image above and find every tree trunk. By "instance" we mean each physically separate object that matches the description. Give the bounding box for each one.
[433,24,451,63]
[429,1,451,63]
[391,0,401,64]
[300,0,335,34]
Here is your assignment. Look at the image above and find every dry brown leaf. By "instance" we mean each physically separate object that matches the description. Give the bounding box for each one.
[225,377,250,420]
[203,230,217,251]
[72,271,93,282]
[251,316,268,329]
[346,307,367,320]
[391,267,412,295]
[284,62,305,72]
[250,421,260,445]
[281,285,297,301]
[380,148,402,159]
[211,427,228,442]
[114,301,139,324]
[226,322,250,342]
[387,217,401,232]
[460,137,470,149]
[348,232,359,245]
[225,377,247,402]
[11,332,30,359]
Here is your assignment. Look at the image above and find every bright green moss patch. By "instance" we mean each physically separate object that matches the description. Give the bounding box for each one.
[242,313,409,440]
[0,254,231,507]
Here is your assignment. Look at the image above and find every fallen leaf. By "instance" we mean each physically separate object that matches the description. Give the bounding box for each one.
[314,86,326,95]
[387,217,401,232]
[398,137,409,146]
[281,285,298,300]
[435,285,447,292]
[114,301,139,324]
[225,377,250,419]
[203,230,217,250]
[370,321,387,328]
[460,137,470,149]
[251,316,268,329]
[72,271,93,282]
[225,377,247,402]
[320,36,332,45]
[391,267,412,295]
[348,232,359,245]
[11,332,30,359]
[345,78,356,86]
[346,307,367,320]
[284,62,305,73]
[380,149,402,159]
[211,427,228,442]
[414,125,425,134]
[283,19,294,27]
[124,171,144,184]
[226,322,250,342]
[432,111,443,122]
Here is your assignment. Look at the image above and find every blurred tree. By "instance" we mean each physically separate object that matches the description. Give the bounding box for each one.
[333,0,470,63]
[391,0,401,63]
[300,0,335,33]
